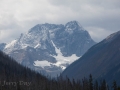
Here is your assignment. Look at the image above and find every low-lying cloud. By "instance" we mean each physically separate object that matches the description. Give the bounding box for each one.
[0,0,120,43]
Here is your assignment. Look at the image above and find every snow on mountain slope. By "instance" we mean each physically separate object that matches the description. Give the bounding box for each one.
[5,40,17,49]
[51,41,80,70]
[34,60,51,68]
[34,40,80,70]
[3,21,96,77]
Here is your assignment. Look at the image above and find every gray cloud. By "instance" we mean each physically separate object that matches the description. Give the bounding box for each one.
[0,0,120,43]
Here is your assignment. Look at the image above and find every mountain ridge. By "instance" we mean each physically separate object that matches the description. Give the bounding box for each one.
[2,21,96,77]
[62,30,120,85]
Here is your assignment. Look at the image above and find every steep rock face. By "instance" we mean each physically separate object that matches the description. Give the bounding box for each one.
[53,21,94,56]
[3,21,95,77]
[62,31,120,85]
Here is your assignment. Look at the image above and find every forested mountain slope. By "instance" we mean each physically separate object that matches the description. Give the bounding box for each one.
[0,50,115,90]
[62,31,120,85]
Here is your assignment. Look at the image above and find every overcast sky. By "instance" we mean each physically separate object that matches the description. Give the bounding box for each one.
[0,0,120,43]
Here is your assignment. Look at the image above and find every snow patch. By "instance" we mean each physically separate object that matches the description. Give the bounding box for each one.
[34,60,51,68]
[51,40,62,56]
[34,43,41,48]
[51,41,80,70]
[33,41,80,70]
[5,40,17,49]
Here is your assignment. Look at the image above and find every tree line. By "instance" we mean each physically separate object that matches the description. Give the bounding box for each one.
[0,51,119,90]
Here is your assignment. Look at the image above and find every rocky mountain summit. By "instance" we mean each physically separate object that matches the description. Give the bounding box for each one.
[3,21,96,77]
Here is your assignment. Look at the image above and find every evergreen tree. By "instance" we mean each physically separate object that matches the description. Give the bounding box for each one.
[100,80,107,90]
[0,50,119,90]
[89,74,93,90]
[94,80,98,90]
[112,80,117,90]
[118,87,120,90]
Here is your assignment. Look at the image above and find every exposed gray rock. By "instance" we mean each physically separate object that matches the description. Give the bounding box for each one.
[3,21,96,77]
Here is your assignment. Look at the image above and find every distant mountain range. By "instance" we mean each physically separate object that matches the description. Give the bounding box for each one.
[62,30,120,85]
[1,21,96,77]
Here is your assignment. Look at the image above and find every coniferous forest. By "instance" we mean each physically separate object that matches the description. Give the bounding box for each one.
[0,50,120,90]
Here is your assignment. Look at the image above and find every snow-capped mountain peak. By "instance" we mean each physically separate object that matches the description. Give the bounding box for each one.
[3,21,96,77]
[65,21,85,34]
